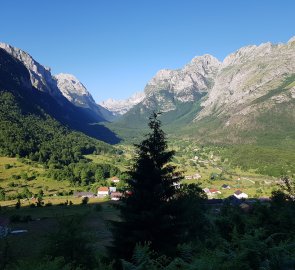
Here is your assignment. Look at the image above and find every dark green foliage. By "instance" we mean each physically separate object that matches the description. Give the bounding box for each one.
[15,199,21,209]
[0,90,122,184]
[0,188,5,201]
[81,197,89,205]
[221,145,295,177]
[111,113,204,261]
[46,216,96,270]
[0,90,112,164]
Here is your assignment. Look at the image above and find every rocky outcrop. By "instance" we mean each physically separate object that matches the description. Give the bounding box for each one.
[0,43,62,99]
[196,38,295,125]
[141,54,221,112]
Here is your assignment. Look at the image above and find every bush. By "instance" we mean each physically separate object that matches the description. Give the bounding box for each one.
[81,197,89,205]
[4,164,12,169]
[15,199,21,209]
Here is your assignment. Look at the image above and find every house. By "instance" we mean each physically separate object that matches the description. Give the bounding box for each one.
[111,192,123,201]
[73,192,95,198]
[209,189,221,195]
[0,217,9,238]
[221,184,231,189]
[203,188,221,196]
[111,177,120,183]
[234,190,248,199]
[97,187,109,198]
[109,186,117,193]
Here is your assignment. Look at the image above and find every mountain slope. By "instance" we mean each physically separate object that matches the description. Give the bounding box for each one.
[111,38,295,147]
[0,44,120,144]
[191,37,295,144]
[55,73,114,121]
[112,54,221,129]
[0,48,113,164]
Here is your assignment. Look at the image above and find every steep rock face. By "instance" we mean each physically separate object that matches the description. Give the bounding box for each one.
[142,54,221,112]
[55,73,114,121]
[55,73,95,107]
[112,54,221,128]
[0,43,120,143]
[196,38,295,130]
[0,43,114,122]
[0,43,62,99]
[100,92,145,116]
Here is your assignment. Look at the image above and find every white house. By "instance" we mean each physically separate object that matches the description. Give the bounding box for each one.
[234,190,248,199]
[109,186,117,193]
[97,187,109,198]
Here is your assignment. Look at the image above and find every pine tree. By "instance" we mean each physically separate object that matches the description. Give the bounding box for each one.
[110,112,183,260]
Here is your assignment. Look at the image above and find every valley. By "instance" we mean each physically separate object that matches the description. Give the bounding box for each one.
[0,139,281,208]
[0,35,295,269]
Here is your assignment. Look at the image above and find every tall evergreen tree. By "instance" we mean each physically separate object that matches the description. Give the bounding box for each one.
[110,112,183,260]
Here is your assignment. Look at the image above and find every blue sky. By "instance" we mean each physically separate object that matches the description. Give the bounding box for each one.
[1,0,295,102]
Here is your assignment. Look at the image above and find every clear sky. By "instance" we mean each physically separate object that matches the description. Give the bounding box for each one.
[1,0,295,102]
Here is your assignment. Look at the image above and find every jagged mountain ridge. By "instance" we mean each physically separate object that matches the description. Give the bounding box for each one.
[0,42,115,122]
[54,73,114,121]
[100,92,145,116]
[111,37,295,145]
[0,45,120,144]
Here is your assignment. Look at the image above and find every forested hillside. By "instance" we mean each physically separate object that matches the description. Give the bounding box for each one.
[0,48,123,186]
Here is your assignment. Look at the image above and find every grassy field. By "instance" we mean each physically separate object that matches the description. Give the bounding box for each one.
[0,201,119,261]
[0,156,72,197]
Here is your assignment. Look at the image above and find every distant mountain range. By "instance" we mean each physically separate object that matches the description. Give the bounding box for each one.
[1,37,295,146]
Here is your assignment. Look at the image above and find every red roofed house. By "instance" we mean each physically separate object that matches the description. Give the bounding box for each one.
[97,187,109,198]
[209,189,221,195]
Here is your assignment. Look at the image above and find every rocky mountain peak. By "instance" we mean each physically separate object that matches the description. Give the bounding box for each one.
[288,36,295,44]
[197,38,295,122]
[0,42,61,98]
[142,54,221,108]
[55,73,95,107]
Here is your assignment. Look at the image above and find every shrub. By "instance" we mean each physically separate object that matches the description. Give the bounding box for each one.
[4,164,12,169]
[81,197,89,205]
[15,199,21,209]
